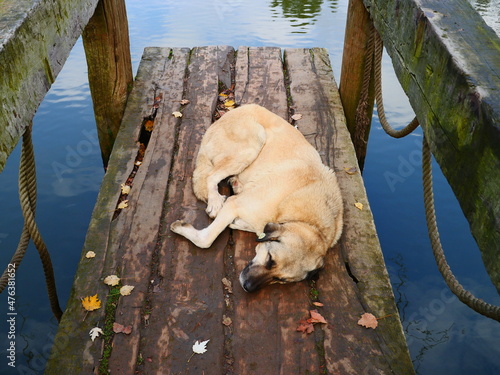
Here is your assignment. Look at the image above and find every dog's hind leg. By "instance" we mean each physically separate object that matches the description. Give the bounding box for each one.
[193,118,266,218]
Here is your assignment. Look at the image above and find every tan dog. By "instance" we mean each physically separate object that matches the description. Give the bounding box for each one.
[170,104,343,292]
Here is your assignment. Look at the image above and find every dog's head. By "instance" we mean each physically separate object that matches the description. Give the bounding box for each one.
[239,222,327,292]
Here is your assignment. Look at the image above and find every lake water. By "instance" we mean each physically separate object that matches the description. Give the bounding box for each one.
[0,0,499,374]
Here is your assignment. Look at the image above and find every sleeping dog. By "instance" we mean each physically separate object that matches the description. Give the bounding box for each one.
[170,104,343,292]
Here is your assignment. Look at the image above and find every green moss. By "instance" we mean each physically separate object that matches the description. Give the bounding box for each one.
[98,284,121,375]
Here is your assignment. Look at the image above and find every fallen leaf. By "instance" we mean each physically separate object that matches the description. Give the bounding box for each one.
[344,167,358,175]
[180,99,190,105]
[89,327,103,342]
[135,161,142,166]
[120,285,135,296]
[113,322,132,334]
[85,251,96,259]
[104,275,121,286]
[221,277,233,294]
[355,202,364,210]
[224,100,235,108]
[358,313,378,329]
[120,183,131,195]
[117,200,129,210]
[192,339,210,354]
[222,315,232,326]
[296,318,315,334]
[144,119,154,131]
[291,113,303,121]
[312,301,324,307]
[309,309,327,324]
[172,111,183,118]
[82,294,101,311]
[152,94,163,109]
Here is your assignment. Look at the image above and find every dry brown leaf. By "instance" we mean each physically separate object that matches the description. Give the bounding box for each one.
[358,313,378,329]
[355,202,364,210]
[291,113,303,121]
[309,309,327,324]
[113,322,132,334]
[296,318,315,334]
[81,294,101,311]
[312,301,324,307]
[144,119,154,132]
[180,99,190,105]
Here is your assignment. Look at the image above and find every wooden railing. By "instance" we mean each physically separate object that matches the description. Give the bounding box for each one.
[0,0,131,171]
[340,0,500,292]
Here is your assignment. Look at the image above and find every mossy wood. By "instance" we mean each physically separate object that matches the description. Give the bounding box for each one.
[0,0,100,171]
[46,46,413,374]
[362,0,500,292]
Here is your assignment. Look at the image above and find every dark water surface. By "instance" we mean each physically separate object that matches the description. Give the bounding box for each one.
[0,0,499,373]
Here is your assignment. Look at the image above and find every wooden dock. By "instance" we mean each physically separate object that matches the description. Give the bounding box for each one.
[46,46,413,374]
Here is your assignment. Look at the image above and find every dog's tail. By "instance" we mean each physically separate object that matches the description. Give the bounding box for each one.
[192,153,212,202]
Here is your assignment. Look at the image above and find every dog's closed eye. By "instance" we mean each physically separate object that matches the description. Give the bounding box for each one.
[265,253,276,270]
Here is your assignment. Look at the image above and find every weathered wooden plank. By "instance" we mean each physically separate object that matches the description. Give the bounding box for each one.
[285,47,413,374]
[106,47,191,374]
[138,46,235,375]
[362,0,500,292]
[45,46,186,373]
[230,47,319,374]
[82,0,133,165]
[0,0,100,171]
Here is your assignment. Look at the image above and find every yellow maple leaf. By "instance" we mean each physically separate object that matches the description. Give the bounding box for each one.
[81,294,102,311]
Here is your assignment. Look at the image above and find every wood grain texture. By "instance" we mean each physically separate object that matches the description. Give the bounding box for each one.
[47,46,413,375]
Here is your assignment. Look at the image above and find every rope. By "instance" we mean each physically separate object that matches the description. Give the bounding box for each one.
[372,30,420,138]
[0,123,63,321]
[367,27,500,320]
[422,136,500,321]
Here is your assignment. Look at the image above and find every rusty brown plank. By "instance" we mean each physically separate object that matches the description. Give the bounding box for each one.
[138,46,235,375]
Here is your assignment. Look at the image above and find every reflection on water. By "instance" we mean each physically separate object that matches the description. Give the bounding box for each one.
[468,0,500,34]
[270,0,339,32]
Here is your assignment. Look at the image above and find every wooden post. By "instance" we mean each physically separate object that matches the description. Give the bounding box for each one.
[339,0,375,170]
[82,0,133,167]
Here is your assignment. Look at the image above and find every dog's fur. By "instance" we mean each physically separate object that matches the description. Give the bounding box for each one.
[170,104,343,292]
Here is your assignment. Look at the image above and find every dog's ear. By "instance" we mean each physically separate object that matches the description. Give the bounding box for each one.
[256,223,282,242]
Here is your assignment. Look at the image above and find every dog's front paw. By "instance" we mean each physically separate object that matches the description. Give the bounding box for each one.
[170,220,189,234]
[206,194,226,218]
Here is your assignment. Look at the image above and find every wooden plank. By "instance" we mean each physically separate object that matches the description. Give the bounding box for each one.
[230,46,319,374]
[106,47,191,374]
[138,46,235,375]
[285,47,414,374]
[362,0,500,291]
[0,0,101,171]
[48,45,412,374]
[45,46,188,373]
